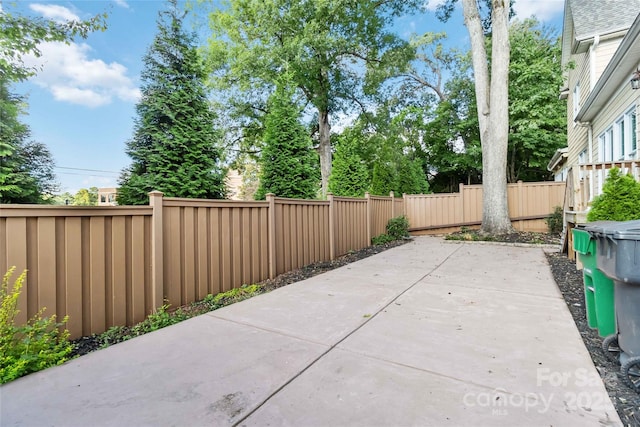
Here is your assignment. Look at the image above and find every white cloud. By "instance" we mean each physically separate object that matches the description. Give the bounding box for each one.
[24,42,141,108]
[29,4,80,22]
[113,0,130,9]
[513,0,565,21]
[51,86,110,107]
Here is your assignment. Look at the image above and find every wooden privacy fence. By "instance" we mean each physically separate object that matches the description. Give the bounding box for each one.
[405,181,566,234]
[0,191,404,339]
[1,182,563,339]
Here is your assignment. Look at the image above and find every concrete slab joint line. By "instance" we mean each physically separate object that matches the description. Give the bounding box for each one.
[231,243,465,427]
[0,237,621,427]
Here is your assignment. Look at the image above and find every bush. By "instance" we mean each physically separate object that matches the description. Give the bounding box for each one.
[387,215,410,240]
[1,268,72,384]
[371,233,395,245]
[371,216,410,245]
[546,206,563,234]
[587,168,640,222]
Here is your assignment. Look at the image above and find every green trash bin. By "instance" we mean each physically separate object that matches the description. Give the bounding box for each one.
[573,224,616,337]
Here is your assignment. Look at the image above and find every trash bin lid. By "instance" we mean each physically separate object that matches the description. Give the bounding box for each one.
[599,220,640,237]
[613,227,640,241]
[583,221,617,236]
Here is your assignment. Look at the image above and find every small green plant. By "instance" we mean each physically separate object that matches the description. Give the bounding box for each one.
[386,215,410,240]
[203,284,262,309]
[546,206,563,234]
[95,284,265,349]
[371,233,395,245]
[587,168,640,221]
[1,268,72,384]
[372,216,410,245]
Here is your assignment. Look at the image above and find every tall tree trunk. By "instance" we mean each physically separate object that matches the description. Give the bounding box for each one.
[318,108,331,198]
[462,0,513,234]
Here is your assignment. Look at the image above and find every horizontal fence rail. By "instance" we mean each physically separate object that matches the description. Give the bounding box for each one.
[1,182,563,339]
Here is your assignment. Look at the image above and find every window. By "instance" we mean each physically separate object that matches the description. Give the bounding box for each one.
[578,149,588,164]
[632,110,637,154]
[100,195,106,203]
[573,83,580,119]
[599,127,613,162]
[616,118,625,159]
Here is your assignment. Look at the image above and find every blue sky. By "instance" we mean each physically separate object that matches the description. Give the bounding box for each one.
[9,0,564,194]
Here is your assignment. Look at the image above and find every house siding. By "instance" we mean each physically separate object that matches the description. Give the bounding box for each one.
[591,83,640,161]
[595,37,623,79]
[566,52,590,167]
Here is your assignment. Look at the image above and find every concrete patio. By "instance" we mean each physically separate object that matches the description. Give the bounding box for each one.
[0,237,622,426]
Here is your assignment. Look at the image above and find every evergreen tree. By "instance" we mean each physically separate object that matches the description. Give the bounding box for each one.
[254,76,318,200]
[329,133,369,198]
[118,0,225,205]
[0,80,57,203]
[397,157,429,195]
[370,160,397,196]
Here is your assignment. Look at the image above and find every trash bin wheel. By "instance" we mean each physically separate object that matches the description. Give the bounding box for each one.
[621,356,640,393]
[602,334,620,364]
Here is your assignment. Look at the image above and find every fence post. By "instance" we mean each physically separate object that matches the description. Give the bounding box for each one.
[328,193,335,260]
[390,191,395,218]
[365,192,372,245]
[149,191,164,311]
[517,180,524,221]
[459,183,465,223]
[403,193,407,223]
[266,193,277,279]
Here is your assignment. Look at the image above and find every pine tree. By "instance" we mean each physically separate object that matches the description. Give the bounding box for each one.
[118,0,225,205]
[396,157,429,195]
[254,76,318,200]
[0,79,57,203]
[329,133,369,197]
[370,160,397,196]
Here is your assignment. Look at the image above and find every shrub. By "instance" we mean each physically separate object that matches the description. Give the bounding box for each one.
[371,233,395,245]
[587,168,640,222]
[1,268,72,384]
[387,215,410,240]
[371,216,410,245]
[546,206,563,234]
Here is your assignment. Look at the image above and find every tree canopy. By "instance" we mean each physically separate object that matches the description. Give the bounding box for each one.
[206,0,421,197]
[118,0,226,205]
[0,80,57,203]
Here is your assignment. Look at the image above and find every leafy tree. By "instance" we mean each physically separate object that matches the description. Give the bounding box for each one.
[438,0,513,234]
[73,187,98,206]
[254,76,318,200]
[207,0,421,196]
[587,168,640,222]
[0,4,107,82]
[0,3,104,203]
[118,0,226,205]
[507,18,566,182]
[0,81,57,203]
[329,132,369,198]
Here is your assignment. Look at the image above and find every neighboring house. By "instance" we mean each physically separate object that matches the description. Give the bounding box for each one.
[549,0,640,221]
[97,187,118,206]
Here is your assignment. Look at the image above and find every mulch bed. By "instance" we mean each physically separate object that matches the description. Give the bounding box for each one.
[546,252,640,426]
